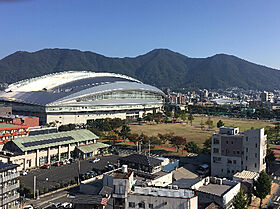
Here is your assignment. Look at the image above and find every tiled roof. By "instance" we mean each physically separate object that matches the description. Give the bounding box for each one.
[120,154,162,167]
[0,162,18,172]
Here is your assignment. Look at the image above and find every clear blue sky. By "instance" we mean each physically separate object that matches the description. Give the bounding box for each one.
[1,0,280,69]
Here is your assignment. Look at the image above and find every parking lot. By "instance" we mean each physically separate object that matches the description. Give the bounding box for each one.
[20,155,120,191]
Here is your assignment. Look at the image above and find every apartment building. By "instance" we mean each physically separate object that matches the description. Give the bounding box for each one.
[0,162,20,209]
[211,127,266,178]
[102,166,197,209]
[0,123,29,144]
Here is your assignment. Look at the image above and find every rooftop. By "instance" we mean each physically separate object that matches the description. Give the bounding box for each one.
[7,129,98,152]
[172,167,198,181]
[113,170,133,179]
[197,183,232,196]
[120,154,163,167]
[131,186,196,199]
[0,123,27,129]
[77,142,110,154]
[171,178,201,189]
[0,161,18,172]
[233,170,259,180]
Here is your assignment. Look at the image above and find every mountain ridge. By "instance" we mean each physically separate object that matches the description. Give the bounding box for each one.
[0,48,279,90]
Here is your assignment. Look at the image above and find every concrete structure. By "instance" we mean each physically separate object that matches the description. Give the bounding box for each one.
[0,107,12,117]
[103,167,197,209]
[233,170,259,184]
[28,126,58,136]
[0,115,39,127]
[0,71,165,125]
[0,162,20,209]
[0,123,29,144]
[211,127,267,178]
[0,129,104,171]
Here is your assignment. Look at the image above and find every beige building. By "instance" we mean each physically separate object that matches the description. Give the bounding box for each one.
[211,127,266,178]
[0,129,108,171]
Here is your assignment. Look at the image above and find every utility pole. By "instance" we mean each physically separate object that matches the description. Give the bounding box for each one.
[148,140,151,156]
[33,176,36,199]
[77,153,81,185]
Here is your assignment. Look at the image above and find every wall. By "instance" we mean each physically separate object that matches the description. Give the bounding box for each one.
[150,172,172,187]
[127,194,197,209]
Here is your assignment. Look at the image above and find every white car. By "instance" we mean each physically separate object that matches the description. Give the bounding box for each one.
[90,158,100,163]
[62,203,72,208]
[21,170,28,176]
[23,205,33,209]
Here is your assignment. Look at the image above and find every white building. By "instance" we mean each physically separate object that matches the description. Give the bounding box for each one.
[211,127,266,178]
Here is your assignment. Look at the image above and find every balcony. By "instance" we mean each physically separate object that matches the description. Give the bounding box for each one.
[0,193,20,206]
[0,182,20,194]
[0,173,20,183]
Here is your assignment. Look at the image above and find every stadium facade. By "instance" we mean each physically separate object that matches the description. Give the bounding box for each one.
[0,71,165,125]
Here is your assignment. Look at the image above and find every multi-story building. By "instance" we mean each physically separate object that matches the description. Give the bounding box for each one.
[0,123,29,144]
[211,127,266,178]
[103,165,198,209]
[0,162,20,209]
[0,115,39,127]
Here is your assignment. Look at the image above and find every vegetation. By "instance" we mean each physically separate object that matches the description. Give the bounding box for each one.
[2,48,280,90]
[233,189,249,209]
[217,119,224,128]
[253,170,272,208]
[185,141,201,153]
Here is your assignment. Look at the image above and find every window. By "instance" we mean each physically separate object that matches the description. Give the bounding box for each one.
[237,151,240,154]
[232,170,234,173]
[226,141,228,144]
[138,202,145,208]
[246,137,248,141]
[233,160,236,164]
[231,141,233,144]
[221,169,223,172]
[213,148,219,153]
[233,151,236,154]
[246,156,248,160]
[149,204,154,209]
[241,161,243,165]
[214,138,220,144]
[255,163,257,168]
[129,202,135,208]
[227,159,232,164]
[256,143,258,148]
[246,148,248,152]
[255,153,257,158]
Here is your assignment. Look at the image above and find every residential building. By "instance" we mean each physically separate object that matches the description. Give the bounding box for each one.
[0,123,29,144]
[103,166,197,209]
[0,162,20,209]
[0,129,109,171]
[172,176,240,209]
[211,127,266,178]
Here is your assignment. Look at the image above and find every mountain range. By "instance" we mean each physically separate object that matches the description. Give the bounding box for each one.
[0,48,279,91]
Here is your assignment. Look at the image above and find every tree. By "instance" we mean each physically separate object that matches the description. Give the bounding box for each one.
[127,133,139,145]
[253,170,272,208]
[233,189,249,209]
[185,141,201,153]
[188,113,194,125]
[205,117,214,129]
[106,131,119,145]
[119,125,131,140]
[202,138,212,154]
[200,119,205,130]
[170,136,186,152]
[158,132,174,144]
[266,147,276,174]
[150,136,162,145]
[217,119,224,128]
[181,111,187,121]
[166,111,172,118]
[109,118,123,130]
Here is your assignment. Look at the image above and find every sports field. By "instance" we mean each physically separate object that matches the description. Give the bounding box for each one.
[129,116,274,147]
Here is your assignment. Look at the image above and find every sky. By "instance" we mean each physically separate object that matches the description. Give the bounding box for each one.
[0,0,280,69]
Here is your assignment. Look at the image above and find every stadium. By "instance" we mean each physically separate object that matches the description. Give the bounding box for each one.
[0,71,165,125]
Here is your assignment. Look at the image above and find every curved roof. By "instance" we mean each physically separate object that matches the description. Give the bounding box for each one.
[0,71,165,106]
[5,71,141,92]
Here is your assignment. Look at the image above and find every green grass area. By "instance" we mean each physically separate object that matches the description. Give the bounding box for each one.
[130,116,274,148]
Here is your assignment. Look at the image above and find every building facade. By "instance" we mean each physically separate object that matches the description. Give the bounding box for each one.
[0,162,20,209]
[0,71,165,125]
[0,124,29,144]
[0,129,103,171]
[211,127,266,178]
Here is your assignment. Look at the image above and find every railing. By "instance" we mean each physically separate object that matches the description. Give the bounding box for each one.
[0,173,20,183]
[0,193,20,205]
[0,182,20,194]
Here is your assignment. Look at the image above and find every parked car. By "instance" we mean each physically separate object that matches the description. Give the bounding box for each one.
[23,205,33,209]
[61,202,72,208]
[52,202,61,208]
[53,162,61,167]
[64,203,72,208]
[21,170,28,176]
[41,164,51,169]
[90,158,100,163]
[64,159,71,164]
